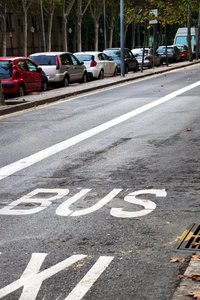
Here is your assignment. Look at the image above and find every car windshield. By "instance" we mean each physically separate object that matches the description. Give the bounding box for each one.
[157,47,173,54]
[175,36,195,46]
[75,54,94,61]
[177,46,184,50]
[30,55,56,66]
[104,50,120,58]
[0,61,12,79]
[132,49,149,55]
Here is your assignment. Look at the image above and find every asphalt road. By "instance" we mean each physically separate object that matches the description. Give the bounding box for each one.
[0,64,200,300]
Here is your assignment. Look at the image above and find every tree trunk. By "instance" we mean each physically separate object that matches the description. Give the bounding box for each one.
[0,6,7,56]
[137,23,141,46]
[187,0,193,61]
[94,21,99,51]
[23,11,28,56]
[77,0,82,52]
[131,22,135,49]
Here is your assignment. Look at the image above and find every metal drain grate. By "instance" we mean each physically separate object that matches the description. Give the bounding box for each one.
[177,223,200,251]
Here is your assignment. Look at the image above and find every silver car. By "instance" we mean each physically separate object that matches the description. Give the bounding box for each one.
[29,52,87,86]
[131,48,161,68]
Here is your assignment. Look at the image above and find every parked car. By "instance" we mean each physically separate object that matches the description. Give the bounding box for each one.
[157,45,182,64]
[131,47,161,68]
[103,48,139,73]
[0,56,48,96]
[174,44,189,60]
[29,52,87,87]
[74,51,118,79]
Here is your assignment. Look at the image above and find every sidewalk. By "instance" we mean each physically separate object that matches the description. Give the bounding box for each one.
[0,59,200,116]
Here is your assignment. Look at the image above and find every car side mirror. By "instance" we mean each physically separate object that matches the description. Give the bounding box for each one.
[79,61,84,65]
[37,67,42,72]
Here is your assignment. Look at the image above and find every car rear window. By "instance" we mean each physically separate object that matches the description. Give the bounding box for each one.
[75,55,94,61]
[104,50,120,58]
[0,61,12,79]
[30,55,56,66]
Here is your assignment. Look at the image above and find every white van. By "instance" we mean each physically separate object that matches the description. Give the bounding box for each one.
[174,27,198,57]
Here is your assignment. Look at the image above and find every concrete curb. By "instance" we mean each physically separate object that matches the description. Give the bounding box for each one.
[171,257,200,300]
[0,60,200,116]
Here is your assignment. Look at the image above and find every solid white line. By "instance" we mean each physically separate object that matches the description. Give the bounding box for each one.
[65,256,114,300]
[0,81,200,180]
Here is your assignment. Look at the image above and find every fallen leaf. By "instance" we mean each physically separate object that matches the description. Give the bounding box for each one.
[191,255,200,261]
[177,274,185,278]
[187,78,190,81]
[170,257,185,263]
[187,274,200,281]
[186,128,192,131]
[191,242,200,246]
[187,291,200,300]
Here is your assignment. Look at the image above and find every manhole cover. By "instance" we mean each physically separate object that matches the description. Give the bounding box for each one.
[177,224,200,251]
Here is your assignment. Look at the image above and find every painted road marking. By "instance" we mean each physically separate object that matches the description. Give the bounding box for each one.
[65,256,114,300]
[1,81,199,181]
[0,188,167,218]
[0,253,114,300]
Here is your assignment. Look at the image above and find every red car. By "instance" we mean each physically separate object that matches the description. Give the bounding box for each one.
[0,57,48,96]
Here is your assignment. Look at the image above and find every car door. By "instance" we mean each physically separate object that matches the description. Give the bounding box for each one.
[60,53,73,82]
[70,54,83,82]
[102,53,113,75]
[17,59,32,91]
[26,59,42,90]
[98,53,109,75]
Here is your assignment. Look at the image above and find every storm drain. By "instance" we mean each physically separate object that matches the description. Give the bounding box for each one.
[177,223,200,251]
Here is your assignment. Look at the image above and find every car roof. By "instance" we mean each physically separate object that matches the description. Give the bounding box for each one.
[29,52,72,56]
[0,56,28,60]
[74,51,102,55]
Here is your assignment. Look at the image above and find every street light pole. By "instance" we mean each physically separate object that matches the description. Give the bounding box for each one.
[31,26,35,53]
[40,0,46,52]
[104,0,107,49]
[120,0,125,77]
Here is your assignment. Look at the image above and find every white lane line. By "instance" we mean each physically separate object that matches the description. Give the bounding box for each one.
[65,256,114,300]
[0,81,200,181]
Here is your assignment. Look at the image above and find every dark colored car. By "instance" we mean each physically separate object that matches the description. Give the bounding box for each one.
[175,44,189,60]
[103,48,138,73]
[0,57,48,96]
[157,45,182,64]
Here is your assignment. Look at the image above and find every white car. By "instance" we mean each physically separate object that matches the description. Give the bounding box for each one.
[73,51,118,79]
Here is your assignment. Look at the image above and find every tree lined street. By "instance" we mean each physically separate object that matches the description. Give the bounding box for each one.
[0,64,200,299]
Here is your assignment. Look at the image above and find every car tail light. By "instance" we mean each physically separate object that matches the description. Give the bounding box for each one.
[90,60,97,67]
[56,55,60,69]
[145,56,150,60]
[12,66,18,76]
[182,50,186,54]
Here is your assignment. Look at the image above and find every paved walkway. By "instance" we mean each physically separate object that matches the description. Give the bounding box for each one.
[0,60,200,116]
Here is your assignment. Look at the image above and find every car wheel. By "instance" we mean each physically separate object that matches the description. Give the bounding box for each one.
[99,69,104,79]
[113,67,118,76]
[17,85,25,97]
[81,72,87,83]
[42,80,48,91]
[63,76,69,87]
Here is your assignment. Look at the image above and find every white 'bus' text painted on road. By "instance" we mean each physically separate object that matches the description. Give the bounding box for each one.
[0,188,167,218]
[0,253,114,300]
[0,81,200,181]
